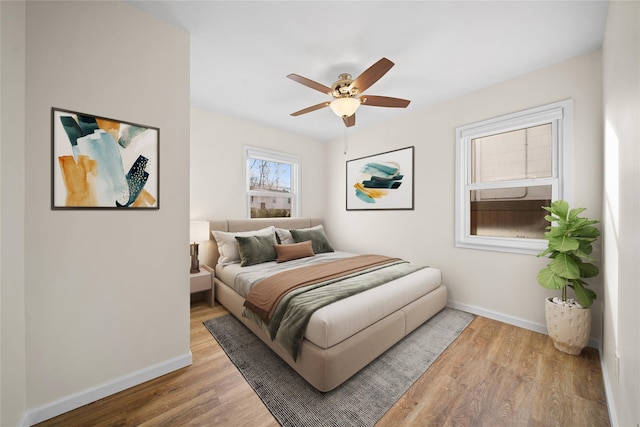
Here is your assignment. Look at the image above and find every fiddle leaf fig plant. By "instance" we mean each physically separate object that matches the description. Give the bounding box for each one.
[537,200,600,308]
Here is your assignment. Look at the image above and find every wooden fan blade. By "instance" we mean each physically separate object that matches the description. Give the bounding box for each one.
[360,95,411,108]
[287,74,333,94]
[290,101,330,116]
[343,114,355,127]
[350,58,394,94]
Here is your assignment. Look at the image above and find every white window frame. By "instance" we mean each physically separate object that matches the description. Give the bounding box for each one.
[454,100,573,255]
[244,145,300,218]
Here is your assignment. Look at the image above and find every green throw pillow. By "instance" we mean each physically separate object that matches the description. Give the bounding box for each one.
[290,225,334,254]
[235,233,277,266]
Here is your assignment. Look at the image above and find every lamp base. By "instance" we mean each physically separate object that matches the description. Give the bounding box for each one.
[190,242,200,273]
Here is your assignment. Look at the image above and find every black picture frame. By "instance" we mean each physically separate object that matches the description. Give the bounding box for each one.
[51,107,159,210]
[346,146,415,211]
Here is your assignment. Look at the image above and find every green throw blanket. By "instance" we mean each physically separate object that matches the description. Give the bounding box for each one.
[245,260,425,360]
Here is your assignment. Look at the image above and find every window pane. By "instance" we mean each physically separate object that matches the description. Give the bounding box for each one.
[471,124,552,184]
[245,146,299,219]
[456,100,570,253]
[250,195,291,218]
[248,159,291,192]
[470,186,551,239]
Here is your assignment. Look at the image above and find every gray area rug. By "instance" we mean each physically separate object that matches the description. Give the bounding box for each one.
[204,307,475,427]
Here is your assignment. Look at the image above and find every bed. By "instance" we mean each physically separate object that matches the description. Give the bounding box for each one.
[206,217,447,392]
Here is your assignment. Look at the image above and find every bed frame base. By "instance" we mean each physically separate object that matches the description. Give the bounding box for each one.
[214,277,447,392]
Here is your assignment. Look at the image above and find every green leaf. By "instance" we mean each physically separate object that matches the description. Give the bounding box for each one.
[546,224,569,238]
[575,225,600,238]
[571,280,596,308]
[548,235,580,252]
[550,200,569,219]
[568,207,586,220]
[537,267,566,290]
[537,247,555,258]
[549,253,580,279]
[574,243,594,260]
[579,262,600,278]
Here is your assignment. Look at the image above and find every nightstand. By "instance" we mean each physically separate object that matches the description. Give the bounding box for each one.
[190,264,214,307]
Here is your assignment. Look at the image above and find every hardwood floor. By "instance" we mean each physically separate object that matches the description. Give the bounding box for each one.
[36,301,610,427]
[377,315,610,427]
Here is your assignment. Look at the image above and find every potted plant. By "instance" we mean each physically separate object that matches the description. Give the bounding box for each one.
[537,200,600,355]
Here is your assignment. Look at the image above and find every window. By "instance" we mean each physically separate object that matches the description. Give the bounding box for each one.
[244,146,299,218]
[455,100,573,254]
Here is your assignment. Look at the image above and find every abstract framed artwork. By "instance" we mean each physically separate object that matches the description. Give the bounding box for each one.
[51,108,159,209]
[346,146,414,211]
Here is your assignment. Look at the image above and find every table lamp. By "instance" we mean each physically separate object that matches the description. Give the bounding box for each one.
[190,221,209,273]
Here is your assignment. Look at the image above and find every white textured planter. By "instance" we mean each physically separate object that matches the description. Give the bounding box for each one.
[544,297,591,355]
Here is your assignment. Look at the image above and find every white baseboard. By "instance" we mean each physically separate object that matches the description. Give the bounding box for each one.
[599,347,619,427]
[23,352,192,426]
[16,413,29,427]
[448,300,547,332]
[447,300,601,350]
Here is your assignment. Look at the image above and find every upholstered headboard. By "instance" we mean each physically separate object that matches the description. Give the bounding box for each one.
[204,217,323,267]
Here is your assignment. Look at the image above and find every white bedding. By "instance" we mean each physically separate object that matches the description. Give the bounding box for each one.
[215,252,443,350]
[215,251,355,297]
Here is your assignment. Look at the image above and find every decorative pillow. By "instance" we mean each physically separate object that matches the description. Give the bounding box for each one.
[275,228,295,244]
[290,224,334,254]
[274,241,315,263]
[235,233,278,267]
[211,226,275,265]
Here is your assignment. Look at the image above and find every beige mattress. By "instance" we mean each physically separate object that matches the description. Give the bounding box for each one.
[216,254,442,350]
[209,218,448,392]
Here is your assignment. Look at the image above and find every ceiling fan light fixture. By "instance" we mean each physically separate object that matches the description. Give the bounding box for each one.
[329,97,360,118]
[288,58,409,128]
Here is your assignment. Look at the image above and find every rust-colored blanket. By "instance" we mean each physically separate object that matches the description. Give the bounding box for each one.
[244,254,400,323]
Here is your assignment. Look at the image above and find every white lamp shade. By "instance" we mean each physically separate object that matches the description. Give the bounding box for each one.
[190,221,209,243]
[329,97,360,117]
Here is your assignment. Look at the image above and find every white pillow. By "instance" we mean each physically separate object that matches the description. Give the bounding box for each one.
[212,226,275,265]
[276,224,326,245]
[275,228,295,244]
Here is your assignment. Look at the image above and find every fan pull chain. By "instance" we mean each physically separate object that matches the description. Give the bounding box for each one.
[343,128,349,155]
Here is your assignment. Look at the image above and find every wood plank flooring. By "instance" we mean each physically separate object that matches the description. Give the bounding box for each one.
[36,301,610,427]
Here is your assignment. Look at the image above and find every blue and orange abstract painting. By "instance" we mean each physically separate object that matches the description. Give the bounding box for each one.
[346,146,414,210]
[52,108,159,209]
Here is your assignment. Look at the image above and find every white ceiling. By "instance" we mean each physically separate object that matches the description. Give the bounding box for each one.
[128,1,608,142]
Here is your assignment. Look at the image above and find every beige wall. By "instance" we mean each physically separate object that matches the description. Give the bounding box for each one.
[1,1,27,426]
[602,1,640,425]
[14,1,191,423]
[190,106,326,266]
[324,51,603,338]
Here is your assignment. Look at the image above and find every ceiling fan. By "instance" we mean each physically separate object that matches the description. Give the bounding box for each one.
[287,57,411,128]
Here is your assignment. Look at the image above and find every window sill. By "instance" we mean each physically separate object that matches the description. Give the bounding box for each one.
[455,236,546,256]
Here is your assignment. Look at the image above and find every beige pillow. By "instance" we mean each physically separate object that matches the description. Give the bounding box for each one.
[211,226,275,265]
[275,228,295,244]
[274,241,315,263]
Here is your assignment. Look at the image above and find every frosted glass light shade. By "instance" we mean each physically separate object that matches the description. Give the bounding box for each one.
[190,221,209,243]
[329,97,360,117]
